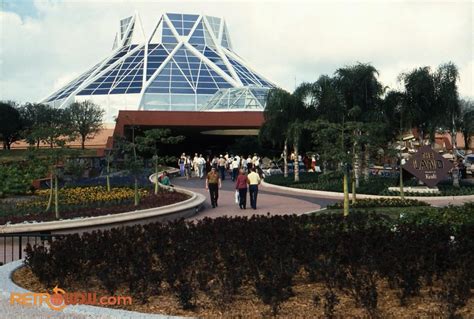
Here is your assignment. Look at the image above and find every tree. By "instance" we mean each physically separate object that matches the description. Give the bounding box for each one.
[20,103,45,148]
[435,62,460,151]
[305,119,361,216]
[334,63,383,123]
[381,90,407,198]
[0,101,22,149]
[260,86,311,182]
[399,66,438,144]
[66,101,105,149]
[334,63,385,181]
[112,128,142,207]
[136,129,185,194]
[260,88,294,178]
[457,99,474,151]
[21,103,71,148]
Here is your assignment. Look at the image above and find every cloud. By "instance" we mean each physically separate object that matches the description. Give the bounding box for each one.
[0,0,472,105]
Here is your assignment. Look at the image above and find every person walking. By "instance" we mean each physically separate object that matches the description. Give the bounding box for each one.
[246,154,253,171]
[206,167,222,208]
[185,155,192,180]
[231,157,240,181]
[206,155,212,174]
[197,154,206,179]
[211,155,218,170]
[178,153,186,177]
[218,155,226,180]
[235,169,248,209]
[247,167,261,210]
[241,155,248,173]
[193,153,199,177]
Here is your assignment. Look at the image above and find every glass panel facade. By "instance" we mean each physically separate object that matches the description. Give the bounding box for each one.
[44,13,275,113]
[167,13,199,36]
[200,87,270,111]
[205,16,221,38]
[78,45,144,96]
[120,16,132,39]
[47,61,103,101]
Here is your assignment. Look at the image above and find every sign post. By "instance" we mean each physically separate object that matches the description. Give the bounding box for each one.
[402,146,454,187]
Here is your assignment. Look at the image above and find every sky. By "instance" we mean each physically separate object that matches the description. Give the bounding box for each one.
[0,0,472,104]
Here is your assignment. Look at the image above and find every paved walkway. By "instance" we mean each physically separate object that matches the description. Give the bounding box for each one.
[172,176,337,220]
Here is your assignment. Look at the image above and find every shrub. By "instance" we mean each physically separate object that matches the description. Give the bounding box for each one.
[24,205,474,316]
[327,198,430,209]
[266,171,474,197]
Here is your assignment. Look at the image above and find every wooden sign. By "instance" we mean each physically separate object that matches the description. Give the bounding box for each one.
[403,146,454,187]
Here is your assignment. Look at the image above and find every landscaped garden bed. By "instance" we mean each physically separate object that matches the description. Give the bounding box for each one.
[326,198,430,209]
[0,186,190,225]
[265,172,474,196]
[17,204,474,318]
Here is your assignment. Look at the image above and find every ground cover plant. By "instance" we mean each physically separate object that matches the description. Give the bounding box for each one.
[326,198,430,209]
[21,204,474,318]
[0,186,189,224]
[265,172,474,196]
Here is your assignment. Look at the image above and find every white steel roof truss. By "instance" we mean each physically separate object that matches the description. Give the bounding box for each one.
[57,44,144,108]
[183,42,238,87]
[222,47,275,87]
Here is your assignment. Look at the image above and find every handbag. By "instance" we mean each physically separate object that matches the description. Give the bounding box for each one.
[235,190,239,204]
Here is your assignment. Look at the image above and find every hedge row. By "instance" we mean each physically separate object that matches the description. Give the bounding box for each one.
[265,172,474,196]
[25,206,473,317]
[326,198,430,209]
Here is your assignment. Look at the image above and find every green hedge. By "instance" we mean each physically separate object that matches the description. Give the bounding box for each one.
[25,203,474,317]
[265,172,474,196]
[327,198,430,209]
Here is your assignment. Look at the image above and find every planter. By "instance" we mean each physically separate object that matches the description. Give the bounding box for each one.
[0,187,205,235]
[262,180,474,206]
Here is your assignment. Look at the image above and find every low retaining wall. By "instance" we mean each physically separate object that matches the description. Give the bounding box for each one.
[0,260,188,318]
[262,181,474,206]
[0,188,205,235]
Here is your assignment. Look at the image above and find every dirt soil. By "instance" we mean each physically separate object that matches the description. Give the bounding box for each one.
[13,267,474,318]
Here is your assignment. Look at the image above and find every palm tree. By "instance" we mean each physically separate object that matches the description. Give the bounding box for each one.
[457,99,474,151]
[335,63,384,181]
[399,66,437,145]
[260,86,309,182]
[260,88,293,178]
[435,62,460,152]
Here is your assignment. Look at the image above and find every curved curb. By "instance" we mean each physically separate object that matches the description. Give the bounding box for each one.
[0,188,205,234]
[0,260,190,318]
[261,180,474,205]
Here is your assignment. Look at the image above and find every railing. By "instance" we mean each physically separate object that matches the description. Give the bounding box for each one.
[0,233,65,265]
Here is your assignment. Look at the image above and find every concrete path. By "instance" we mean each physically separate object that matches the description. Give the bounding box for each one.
[172,176,337,220]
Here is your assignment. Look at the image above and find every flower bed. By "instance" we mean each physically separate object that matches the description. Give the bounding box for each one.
[0,186,190,225]
[20,205,474,318]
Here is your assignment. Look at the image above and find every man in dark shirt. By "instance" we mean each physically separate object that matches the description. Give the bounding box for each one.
[205,167,222,208]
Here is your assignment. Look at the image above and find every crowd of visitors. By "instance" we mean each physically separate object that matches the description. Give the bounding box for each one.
[177,152,263,181]
[176,152,264,209]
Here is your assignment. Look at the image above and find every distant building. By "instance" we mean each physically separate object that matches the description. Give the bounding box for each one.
[42,13,276,122]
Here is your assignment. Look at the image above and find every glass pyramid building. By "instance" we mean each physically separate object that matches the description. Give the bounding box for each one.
[42,13,275,120]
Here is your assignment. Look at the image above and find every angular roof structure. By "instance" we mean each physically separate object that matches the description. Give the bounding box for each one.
[42,13,275,120]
